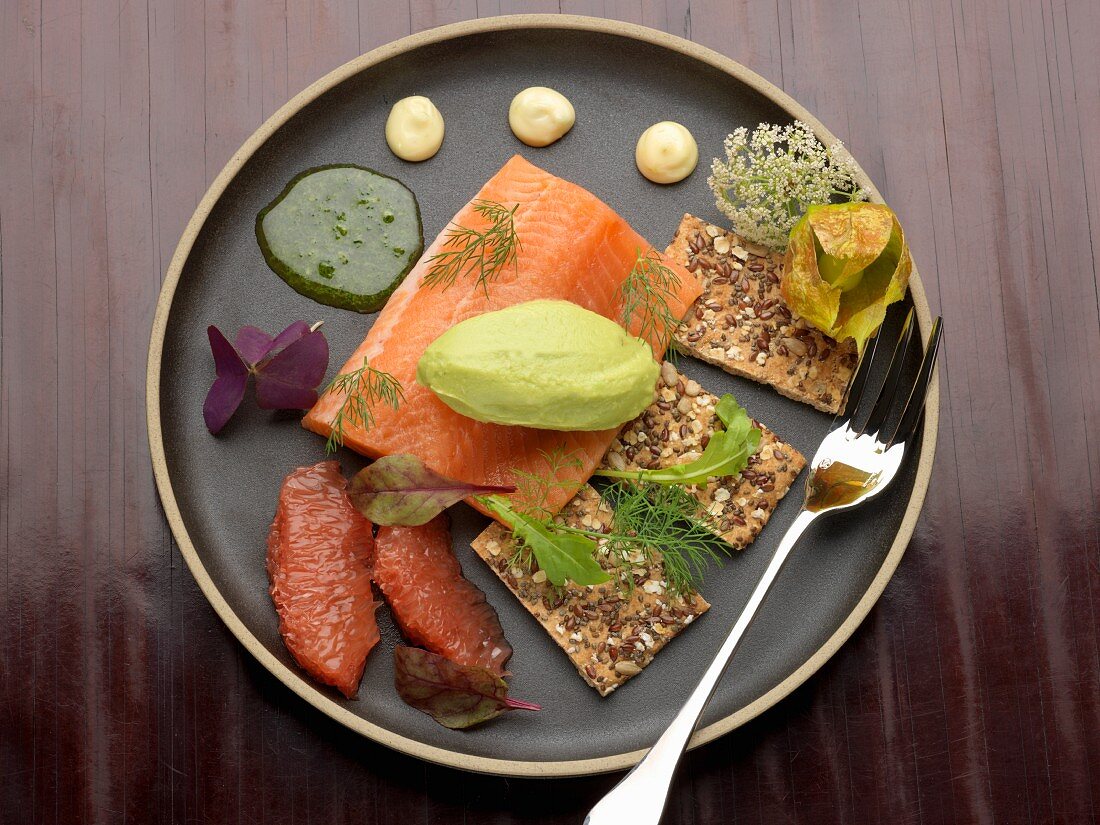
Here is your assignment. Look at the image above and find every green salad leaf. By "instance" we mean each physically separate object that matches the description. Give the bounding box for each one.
[595,393,761,486]
[480,495,610,587]
[781,202,912,352]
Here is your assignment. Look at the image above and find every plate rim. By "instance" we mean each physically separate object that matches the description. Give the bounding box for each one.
[146,13,939,778]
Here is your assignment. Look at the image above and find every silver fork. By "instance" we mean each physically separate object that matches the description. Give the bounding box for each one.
[585,308,943,825]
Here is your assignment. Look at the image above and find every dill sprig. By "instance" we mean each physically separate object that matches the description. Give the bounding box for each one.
[494,474,727,597]
[423,200,521,295]
[322,358,404,454]
[617,248,682,354]
[599,481,726,597]
[511,446,584,519]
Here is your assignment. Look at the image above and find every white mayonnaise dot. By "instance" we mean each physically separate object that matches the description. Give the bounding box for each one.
[385,96,445,162]
[508,87,576,148]
[635,121,699,184]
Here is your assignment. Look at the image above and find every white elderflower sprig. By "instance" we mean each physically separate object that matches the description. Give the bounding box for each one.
[708,121,868,249]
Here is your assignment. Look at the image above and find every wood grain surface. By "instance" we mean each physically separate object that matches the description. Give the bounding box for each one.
[2,1,1098,823]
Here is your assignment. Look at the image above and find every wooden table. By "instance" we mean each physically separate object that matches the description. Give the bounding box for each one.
[3,2,1098,822]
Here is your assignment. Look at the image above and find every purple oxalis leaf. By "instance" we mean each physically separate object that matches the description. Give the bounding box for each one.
[233,326,276,365]
[203,326,250,434]
[255,331,330,410]
[203,321,329,434]
[267,320,313,355]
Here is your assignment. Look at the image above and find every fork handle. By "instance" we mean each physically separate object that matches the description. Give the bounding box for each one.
[584,509,819,825]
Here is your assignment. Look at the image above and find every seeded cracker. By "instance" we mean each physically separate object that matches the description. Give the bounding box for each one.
[667,214,858,413]
[471,486,710,696]
[603,363,806,549]
[471,369,803,695]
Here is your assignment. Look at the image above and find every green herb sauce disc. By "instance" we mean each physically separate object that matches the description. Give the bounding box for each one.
[256,165,423,313]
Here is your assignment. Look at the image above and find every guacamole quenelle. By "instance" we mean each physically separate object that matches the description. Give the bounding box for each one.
[417,299,659,431]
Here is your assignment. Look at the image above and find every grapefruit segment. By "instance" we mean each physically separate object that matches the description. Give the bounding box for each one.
[374,515,512,674]
[267,461,379,698]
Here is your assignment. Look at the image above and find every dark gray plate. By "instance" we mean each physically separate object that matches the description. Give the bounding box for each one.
[150,17,934,776]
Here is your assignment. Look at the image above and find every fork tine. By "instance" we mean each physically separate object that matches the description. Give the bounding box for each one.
[860,307,916,438]
[888,316,943,448]
[839,323,883,422]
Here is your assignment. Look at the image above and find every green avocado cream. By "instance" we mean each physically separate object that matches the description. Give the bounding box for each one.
[416,299,659,431]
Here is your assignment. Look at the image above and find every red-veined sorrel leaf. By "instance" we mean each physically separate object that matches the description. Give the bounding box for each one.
[203,321,329,434]
[349,454,515,526]
[393,646,540,730]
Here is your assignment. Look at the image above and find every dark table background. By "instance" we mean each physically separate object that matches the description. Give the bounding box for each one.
[2,1,1099,823]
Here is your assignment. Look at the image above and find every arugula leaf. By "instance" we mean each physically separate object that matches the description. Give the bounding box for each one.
[348,454,515,526]
[393,646,539,730]
[713,393,746,428]
[480,496,610,587]
[596,394,761,486]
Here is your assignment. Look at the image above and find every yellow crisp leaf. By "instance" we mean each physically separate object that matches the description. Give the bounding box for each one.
[809,203,893,291]
[780,202,912,352]
[781,213,841,334]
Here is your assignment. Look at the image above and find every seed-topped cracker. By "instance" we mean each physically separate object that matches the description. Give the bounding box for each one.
[666,214,858,413]
[471,486,710,696]
[601,362,806,548]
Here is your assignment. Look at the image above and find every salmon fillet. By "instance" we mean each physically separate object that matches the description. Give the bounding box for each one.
[303,155,701,517]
